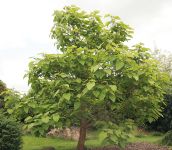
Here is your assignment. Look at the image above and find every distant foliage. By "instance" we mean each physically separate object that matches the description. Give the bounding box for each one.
[0,80,7,108]
[147,94,172,132]
[2,89,26,121]
[162,130,172,146]
[147,51,172,132]
[0,80,6,93]
[0,113,22,150]
[0,80,25,121]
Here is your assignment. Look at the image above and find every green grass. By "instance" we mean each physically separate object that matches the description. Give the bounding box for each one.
[23,136,76,150]
[23,134,102,150]
[22,131,164,150]
[130,134,163,143]
[129,130,164,144]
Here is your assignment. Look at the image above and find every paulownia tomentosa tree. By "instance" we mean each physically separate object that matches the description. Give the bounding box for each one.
[8,6,169,150]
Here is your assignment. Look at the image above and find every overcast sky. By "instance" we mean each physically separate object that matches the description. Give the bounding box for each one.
[0,0,172,93]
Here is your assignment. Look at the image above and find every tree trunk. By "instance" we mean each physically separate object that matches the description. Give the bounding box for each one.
[77,119,87,150]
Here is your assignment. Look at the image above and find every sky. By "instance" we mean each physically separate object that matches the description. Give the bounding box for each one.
[0,0,172,93]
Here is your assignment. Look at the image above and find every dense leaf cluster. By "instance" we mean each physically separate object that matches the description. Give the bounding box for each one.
[51,5,133,52]
[26,43,168,129]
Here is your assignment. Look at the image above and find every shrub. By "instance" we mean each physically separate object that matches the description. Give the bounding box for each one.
[0,113,22,150]
[162,130,172,146]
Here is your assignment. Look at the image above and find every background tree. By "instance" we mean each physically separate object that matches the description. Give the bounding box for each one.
[3,89,24,118]
[0,80,7,108]
[7,6,169,150]
[152,50,172,75]
[0,80,24,119]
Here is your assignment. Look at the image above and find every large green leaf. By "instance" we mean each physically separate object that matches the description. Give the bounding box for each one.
[24,107,29,113]
[82,88,88,96]
[133,74,139,81]
[116,60,124,70]
[99,91,106,100]
[91,65,99,72]
[76,78,81,83]
[74,102,80,110]
[109,94,116,102]
[93,90,100,97]
[52,114,60,122]
[27,123,35,129]
[42,116,50,123]
[86,81,95,90]
[63,93,71,100]
[28,102,36,108]
[95,70,105,79]
[104,69,112,75]
[78,59,85,65]
[109,85,117,92]
[7,109,13,114]
[25,116,33,122]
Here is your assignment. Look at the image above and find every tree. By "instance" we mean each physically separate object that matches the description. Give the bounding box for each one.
[0,80,24,119]
[3,89,24,117]
[8,6,169,150]
[0,83,25,122]
[152,50,172,76]
[0,80,7,108]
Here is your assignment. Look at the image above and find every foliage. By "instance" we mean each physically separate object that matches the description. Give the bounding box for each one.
[51,5,133,52]
[0,113,22,150]
[7,5,169,149]
[146,51,172,132]
[0,80,24,120]
[0,80,7,108]
[2,89,27,120]
[146,95,172,132]
[0,80,7,93]
[161,130,172,146]
[100,120,134,148]
[152,50,172,75]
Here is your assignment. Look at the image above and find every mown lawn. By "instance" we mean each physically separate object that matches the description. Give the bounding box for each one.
[23,136,101,150]
[22,131,164,150]
[23,136,76,150]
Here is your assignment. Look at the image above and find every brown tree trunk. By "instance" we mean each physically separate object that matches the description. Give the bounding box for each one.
[77,119,87,150]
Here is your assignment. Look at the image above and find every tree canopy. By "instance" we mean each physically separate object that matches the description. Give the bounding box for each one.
[7,6,169,150]
[51,5,133,52]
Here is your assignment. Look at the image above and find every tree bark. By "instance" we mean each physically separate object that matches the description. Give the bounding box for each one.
[77,119,87,150]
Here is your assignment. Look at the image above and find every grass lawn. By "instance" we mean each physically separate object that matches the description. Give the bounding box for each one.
[23,134,102,150]
[22,131,164,150]
[23,136,76,150]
